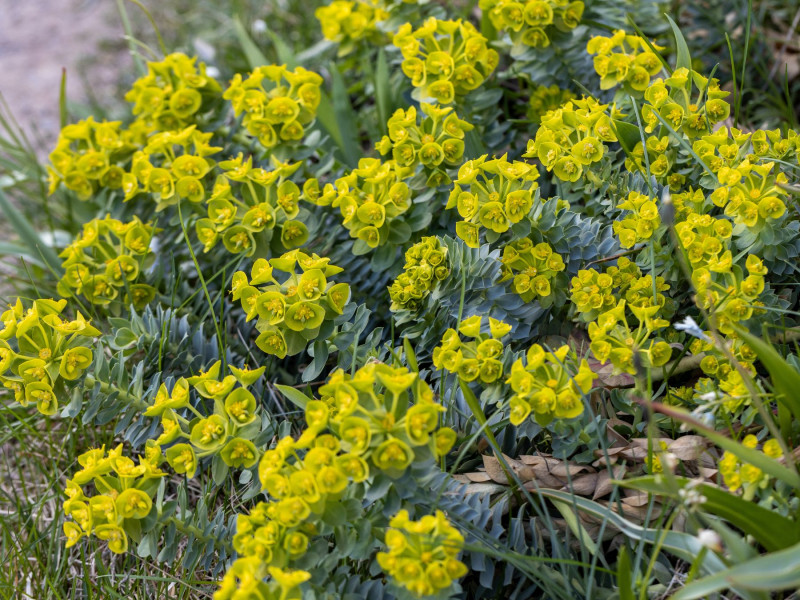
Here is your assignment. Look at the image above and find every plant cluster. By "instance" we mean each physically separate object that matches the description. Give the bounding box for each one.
[4,1,800,599]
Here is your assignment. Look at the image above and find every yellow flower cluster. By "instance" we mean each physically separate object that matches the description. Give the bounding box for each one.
[224,65,323,149]
[376,103,474,187]
[0,298,97,416]
[217,362,457,597]
[432,316,511,384]
[145,361,266,477]
[498,239,565,303]
[641,68,730,139]
[688,335,759,412]
[57,216,156,307]
[528,84,576,124]
[124,52,222,132]
[691,252,768,335]
[446,154,540,248]
[47,117,141,200]
[196,154,306,255]
[231,251,351,358]
[524,97,616,183]
[624,134,675,182]
[393,18,498,104]
[480,0,585,48]
[695,128,789,230]
[569,256,642,321]
[719,435,782,495]
[613,191,661,249]
[588,299,673,374]
[377,509,467,596]
[674,212,734,272]
[128,126,221,210]
[215,560,309,600]
[247,439,364,567]
[507,344,595,426]
[304,158,412,249]
[389,236,449,312]
[586,30,664,91]
[318,363,457,476]
[316,0,388,54]
[63,444,165,554]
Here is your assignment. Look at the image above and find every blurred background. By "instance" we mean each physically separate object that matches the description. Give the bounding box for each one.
[1,0,799,156]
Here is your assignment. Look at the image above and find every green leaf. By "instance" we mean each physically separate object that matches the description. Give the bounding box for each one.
[612,119,642,155]
[322,501,347,527]
[232,17,270,68]
[274,383,312,410]
[619,476,800,551]
[59,68,68,129]
[374,49,391,136]
[552,499,598,556]
[734,325,800,424]
[665,14,692,71]
[459,380,501,452]
[403,337,418,372]
[211,453,229,486]
[328,65,360,167]
[659,406,800,488]
[0,189,62,274]
[535,489,730,577]
[616,545,635,600]
[671,539,800,599]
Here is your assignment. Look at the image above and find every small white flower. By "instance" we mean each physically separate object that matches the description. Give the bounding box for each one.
[697,529,723,552]
[698,391,720,402]
[252,19,267,34]
[674,316,709,341]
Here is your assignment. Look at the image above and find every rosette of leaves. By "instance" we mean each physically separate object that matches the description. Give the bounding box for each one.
[497,238,566,308]
[376,103,474,187]
[46,116,142,200]
[62,444,165,554]
[196,153,308,256]
[303,158,416,254]
[388,236,450,312]
[126,126,221,210]
[446,154,540,248]
[315,0,389,56]
[479,0,585,50]
[0,298,98,416]
[124,52,223,133]
[57,216,157,307]
[231,251,352,358]
[141,361,266,481]
[392,17,499,105]
[223,64,323,151]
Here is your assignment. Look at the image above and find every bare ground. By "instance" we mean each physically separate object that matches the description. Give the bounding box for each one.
[0,0,132,154]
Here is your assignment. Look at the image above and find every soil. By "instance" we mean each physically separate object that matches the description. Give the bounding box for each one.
[0,0,132,153]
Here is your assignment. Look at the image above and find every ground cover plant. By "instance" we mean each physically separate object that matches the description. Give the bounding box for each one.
[2,0,800,598]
